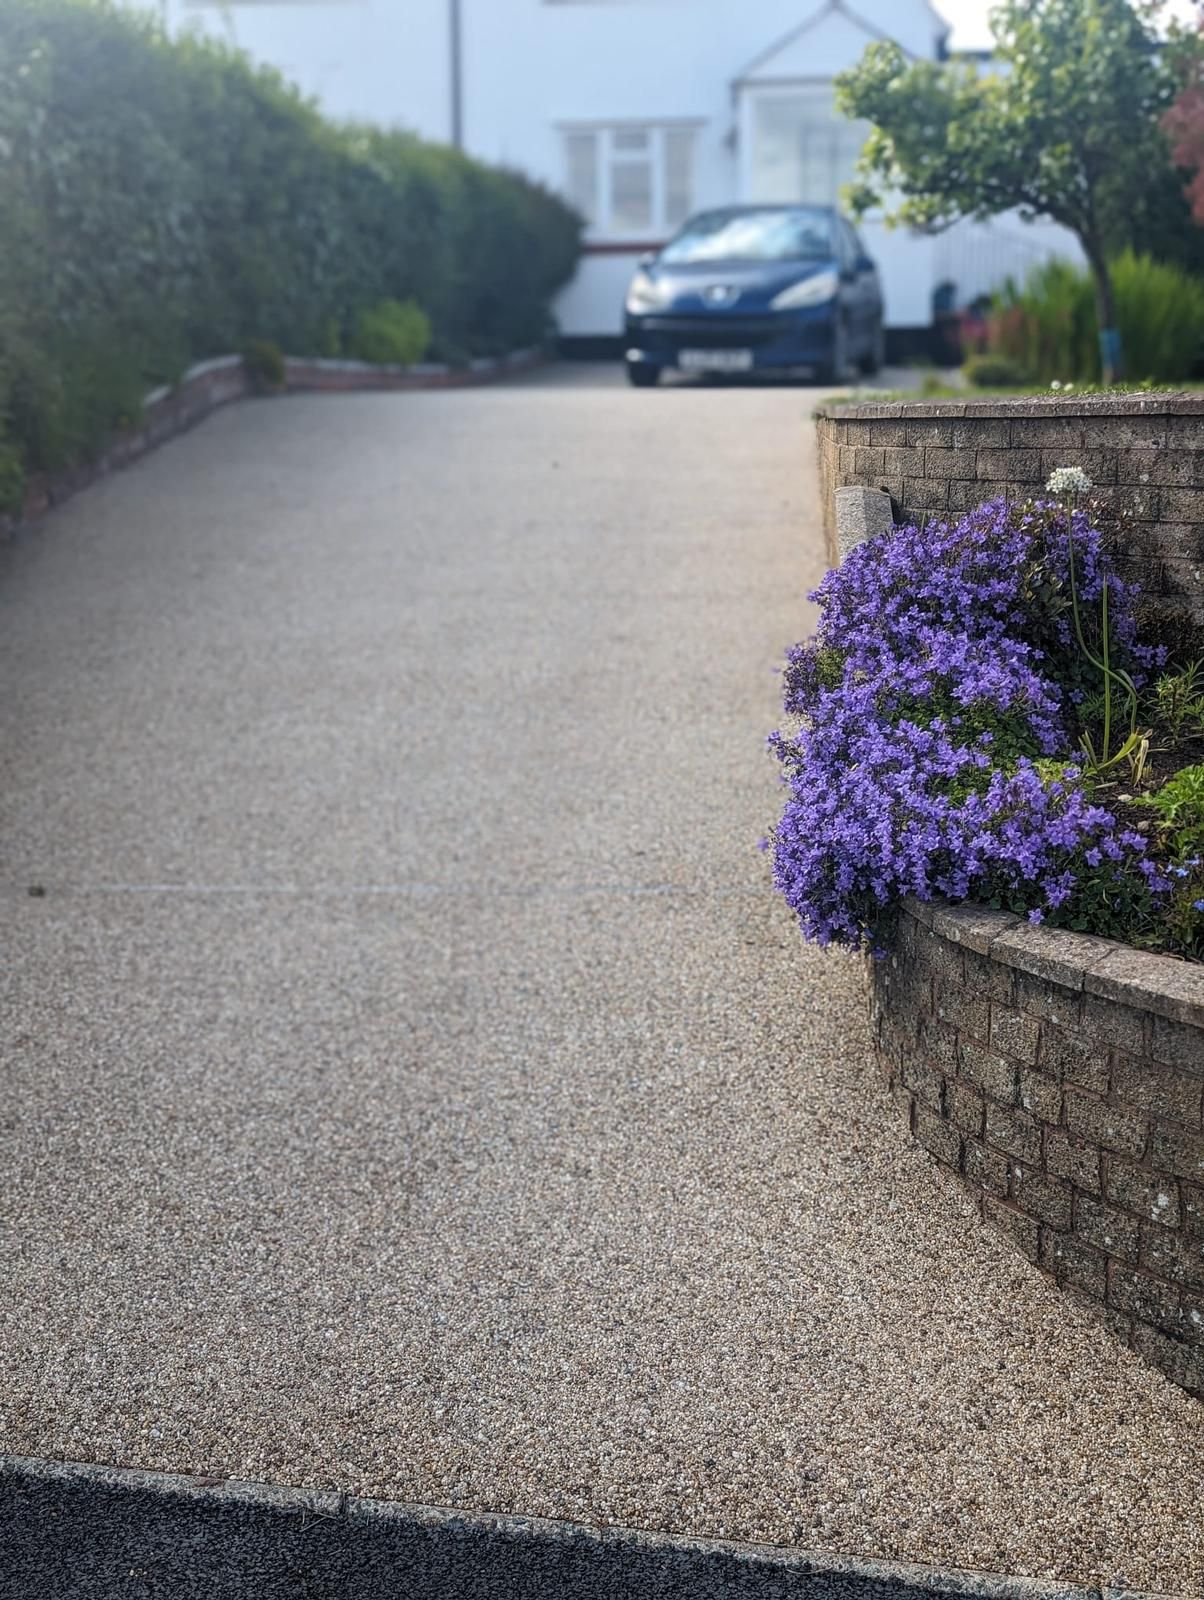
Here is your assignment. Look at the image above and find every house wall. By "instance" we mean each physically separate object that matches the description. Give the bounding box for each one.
[156,0,1082,341]
[164,0,453,135]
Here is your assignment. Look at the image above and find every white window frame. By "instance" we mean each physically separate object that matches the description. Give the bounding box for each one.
[559,121,702,241]
[737,80,871,210]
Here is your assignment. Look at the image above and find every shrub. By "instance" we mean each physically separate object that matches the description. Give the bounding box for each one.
[1140,763,1204,858]
[961,353,1031,388]
[988,252,1204,384]
[0,0,581,484]
[0,436,23,514]
[349,300,431,367]
[1110,250,1204,382]
[988,260,1099,384]
[243,339,285,390]
[1136,764,1204,958]
[1147,661,1204,740]
[768,498,1175,953]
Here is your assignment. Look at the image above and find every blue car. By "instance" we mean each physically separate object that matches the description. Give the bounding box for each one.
[623,204,885,387]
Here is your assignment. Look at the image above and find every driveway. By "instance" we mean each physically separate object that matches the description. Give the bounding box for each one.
[2,365,1203,1593]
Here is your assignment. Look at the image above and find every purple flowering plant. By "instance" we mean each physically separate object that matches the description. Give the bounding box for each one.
[768,496,1180,953]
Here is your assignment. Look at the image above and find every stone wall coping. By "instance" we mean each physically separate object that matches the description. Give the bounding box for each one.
[901,897,1204,1029]
[816,391,1204,423]
[280,349,540,381]
[282,355,434,377]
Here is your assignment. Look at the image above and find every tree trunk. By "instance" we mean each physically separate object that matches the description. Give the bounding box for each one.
[1086,245,1124,384]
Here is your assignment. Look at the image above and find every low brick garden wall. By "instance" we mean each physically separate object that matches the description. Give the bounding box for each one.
[816,394,1204,642]
[872,899,1204,1397]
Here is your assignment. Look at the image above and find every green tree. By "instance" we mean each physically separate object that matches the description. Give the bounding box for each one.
[835,0,1203,382]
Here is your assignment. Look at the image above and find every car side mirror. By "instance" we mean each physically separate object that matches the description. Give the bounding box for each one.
[638,251,656,269]
[856,254,875,275]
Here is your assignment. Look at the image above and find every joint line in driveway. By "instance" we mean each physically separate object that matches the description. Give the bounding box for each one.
[12,880,764,899]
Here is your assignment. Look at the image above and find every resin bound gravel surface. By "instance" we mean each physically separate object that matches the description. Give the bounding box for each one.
[2,367,1204,1592]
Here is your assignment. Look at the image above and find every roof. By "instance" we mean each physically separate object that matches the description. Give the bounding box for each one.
[732,0,951,86]
[925,0,955,40]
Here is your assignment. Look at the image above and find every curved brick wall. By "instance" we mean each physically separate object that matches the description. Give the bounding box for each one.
[816,394,1204,642]
[872,899,1204,1398]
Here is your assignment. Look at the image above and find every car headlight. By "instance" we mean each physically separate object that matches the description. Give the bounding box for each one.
[626,272,668,314]
[770,270,840,311]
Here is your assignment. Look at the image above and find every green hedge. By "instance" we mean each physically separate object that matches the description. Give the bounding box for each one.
[987,252,1204,386]
[0,0,581,507]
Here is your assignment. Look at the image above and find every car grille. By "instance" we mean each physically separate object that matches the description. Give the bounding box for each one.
[636,315,786,350]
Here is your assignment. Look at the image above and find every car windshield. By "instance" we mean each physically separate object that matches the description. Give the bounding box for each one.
[659,209,835,265]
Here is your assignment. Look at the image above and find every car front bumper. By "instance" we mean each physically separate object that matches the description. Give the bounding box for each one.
[624,305,839,372]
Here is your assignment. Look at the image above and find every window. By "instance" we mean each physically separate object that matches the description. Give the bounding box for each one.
[748,86,870,208]
[562,125,698,237]
[565,133,599,225]
[610,130,653,231]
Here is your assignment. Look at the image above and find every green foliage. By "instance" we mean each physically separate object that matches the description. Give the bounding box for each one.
[835,0,1204,370]
[836,1,1189,240]
[0,435,24,514]
[962,353,1032,388]
[988,252,1204,383]
[1140,762,1204,854]
[243,339,285,390]
[812,647,846,689]
[1046,850,1166,939]
[349,299,432,367]
[1111,249,1204,378]
[975,766,1165,942]
[988,260,1097,383]
[1161,867,1204,959]
[1136,763,1204,956]
[889,684,1044,800]
[0,0,582,485]
[1147,661,1204,738]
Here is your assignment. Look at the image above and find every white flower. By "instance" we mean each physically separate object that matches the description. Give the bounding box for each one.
[1050,380,1062,390]
[1046,465,1093,495]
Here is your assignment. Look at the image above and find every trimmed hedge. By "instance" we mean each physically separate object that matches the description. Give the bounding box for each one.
[0,0,582,507]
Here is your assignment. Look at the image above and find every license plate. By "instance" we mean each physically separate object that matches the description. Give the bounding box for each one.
[678,348,754,373]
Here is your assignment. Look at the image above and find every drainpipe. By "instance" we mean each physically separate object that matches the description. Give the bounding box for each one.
[449,0,464,150]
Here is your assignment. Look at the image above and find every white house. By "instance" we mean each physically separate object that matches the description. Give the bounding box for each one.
[161,0,1082,348]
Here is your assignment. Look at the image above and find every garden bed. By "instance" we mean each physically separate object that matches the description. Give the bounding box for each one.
[773,424,1204,1395]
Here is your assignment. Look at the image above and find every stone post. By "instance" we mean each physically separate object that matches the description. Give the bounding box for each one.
[835,484,895,561]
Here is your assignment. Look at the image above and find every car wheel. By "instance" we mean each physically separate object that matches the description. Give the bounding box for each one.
[859,320,886,377]
[626,362,660,388]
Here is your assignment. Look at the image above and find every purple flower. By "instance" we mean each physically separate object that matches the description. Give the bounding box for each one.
[769,499,1164,949]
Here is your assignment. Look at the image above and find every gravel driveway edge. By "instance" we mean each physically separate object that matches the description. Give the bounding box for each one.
[0,1455,1181,1600]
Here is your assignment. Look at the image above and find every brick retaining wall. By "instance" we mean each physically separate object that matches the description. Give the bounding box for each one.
[816,395,1204,643]
[872,899,1204,1398]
